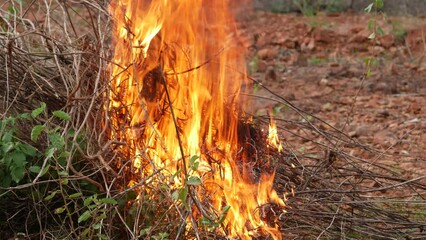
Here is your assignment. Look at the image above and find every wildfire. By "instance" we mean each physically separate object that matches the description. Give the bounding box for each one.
[107,0,285,239]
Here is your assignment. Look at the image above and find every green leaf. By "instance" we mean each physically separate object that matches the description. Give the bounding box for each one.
[5,116,15,126]
[140,227,152,236]
[29,165,41,173]
[92,195,100,204]
[172,187,188,204]
[18,113,31,120]
[190,164,199,179]
[48,133,65,150]
[11,166,25,183]
[31,125,44,142]
[18,144,37,157]
[375,0,384,9]
[377,26,384,36]
[218,206,231,224]
[96,213,107,221]
[218,214,227,224]
[2,142,14,153]
[157,233,169,239]
[40,164,50,177]
[368,19,376,30]
[69,192,83,199]
[87,204,97,210]
[84,197,93,207]
[10,151,26,167]
[58,170,69,177]
[31,102,46,118]
[364,3,373,13]
[189,155,199,166]
[200,217,218,227]
[189,155,199,171]
[81,228,90,237]
[55,207,66,214]
[58,151,70,167]
[222,205,231,214]
[4,154,12,166]
[171,168,182,180]
[44,190,58,201]
[92,223,102,230]
[61,178,69,185]
[99,208,107,213]
[186,176,201,186]
[78,210,91,223]
[45,148,56,161]
[171,190,179,200]
[1,131,14,144]
[52,110,71,121]
[99,197,118,205]
[58,151,70,159]
[179,187,188,202]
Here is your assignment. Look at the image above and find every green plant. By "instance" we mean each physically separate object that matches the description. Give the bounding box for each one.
[0,101,73,187]
[364,0,385,77]
[293,0,316,16]
[0,114,38,186]
[78,194,118,238]
[0,102,73,188]
[0,102,110,238]
[365,0,385,40]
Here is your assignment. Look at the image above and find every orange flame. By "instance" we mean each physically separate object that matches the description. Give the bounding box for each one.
[268,114,283,153]
[107,0,284,238]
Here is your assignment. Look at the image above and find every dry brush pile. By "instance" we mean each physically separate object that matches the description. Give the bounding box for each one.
[0,0,425,239]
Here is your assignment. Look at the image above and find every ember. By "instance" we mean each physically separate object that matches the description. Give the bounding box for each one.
[106,0,285,238]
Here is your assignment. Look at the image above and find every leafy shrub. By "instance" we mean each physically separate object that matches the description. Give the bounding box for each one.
[0,103,116,238]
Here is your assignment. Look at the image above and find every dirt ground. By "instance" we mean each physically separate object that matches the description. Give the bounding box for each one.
[238,11,426,177]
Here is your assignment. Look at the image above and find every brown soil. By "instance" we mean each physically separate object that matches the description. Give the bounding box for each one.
[239,11,426,175]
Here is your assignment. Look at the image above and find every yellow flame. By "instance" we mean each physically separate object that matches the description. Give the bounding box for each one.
[268,115,283,152]
[107,0,285,239]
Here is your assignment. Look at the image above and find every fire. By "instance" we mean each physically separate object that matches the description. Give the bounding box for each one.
[107,0,285,239]
[268,115,283,153]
